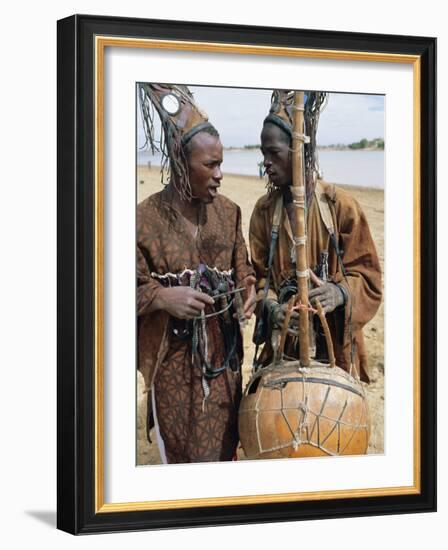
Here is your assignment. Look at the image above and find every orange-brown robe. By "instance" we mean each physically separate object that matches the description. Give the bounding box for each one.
[249,182,382,382]
[137,185,254,463]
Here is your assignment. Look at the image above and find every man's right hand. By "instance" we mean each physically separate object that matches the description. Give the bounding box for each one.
[154,286,215,319]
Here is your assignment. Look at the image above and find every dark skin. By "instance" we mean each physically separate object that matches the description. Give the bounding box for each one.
[260,122,344,325]
[260,122,293,190]
[151,131,256,320]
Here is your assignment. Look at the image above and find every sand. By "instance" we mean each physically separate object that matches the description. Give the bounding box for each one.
[136,166,384,465]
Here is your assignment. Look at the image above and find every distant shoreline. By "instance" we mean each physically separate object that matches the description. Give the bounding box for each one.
[136,164,383,193]
[139,146,384,154]
[317,146,383,152]
[222,146,383,152]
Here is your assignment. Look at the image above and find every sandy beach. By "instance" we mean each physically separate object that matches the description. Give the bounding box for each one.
[136,165,384,465]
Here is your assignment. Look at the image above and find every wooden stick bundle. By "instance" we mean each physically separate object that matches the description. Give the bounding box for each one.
[291,91,310,367]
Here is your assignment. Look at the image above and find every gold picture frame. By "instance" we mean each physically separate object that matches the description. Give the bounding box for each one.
[57,14,436,534]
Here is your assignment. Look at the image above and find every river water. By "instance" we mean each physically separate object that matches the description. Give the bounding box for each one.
[137,148,384,189]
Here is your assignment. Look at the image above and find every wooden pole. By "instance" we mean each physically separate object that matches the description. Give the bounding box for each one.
[291,91,310,367]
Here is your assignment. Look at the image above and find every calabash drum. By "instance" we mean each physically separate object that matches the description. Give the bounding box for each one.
[239,360,369,459]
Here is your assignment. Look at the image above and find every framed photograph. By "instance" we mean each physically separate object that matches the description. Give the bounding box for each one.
[57,14,436,534]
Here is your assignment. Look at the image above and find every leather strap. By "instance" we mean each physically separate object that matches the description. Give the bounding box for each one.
[272,193,283,230]
[252,194,284,364]
[264,193,283,292]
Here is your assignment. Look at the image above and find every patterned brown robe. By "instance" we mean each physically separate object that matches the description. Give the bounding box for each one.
[137,185,254,463]
[249,182,382,382]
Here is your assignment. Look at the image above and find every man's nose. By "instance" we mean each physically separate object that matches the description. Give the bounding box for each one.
[263,157,271,168]
[214,166,223,181]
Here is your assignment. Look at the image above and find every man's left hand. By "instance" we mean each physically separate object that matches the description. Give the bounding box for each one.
[309,282,345,314]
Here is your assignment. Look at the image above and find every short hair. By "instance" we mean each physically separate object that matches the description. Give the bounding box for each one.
[183,126,220,158]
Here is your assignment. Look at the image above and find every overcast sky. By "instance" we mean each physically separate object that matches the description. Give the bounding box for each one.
[137,85,384,149]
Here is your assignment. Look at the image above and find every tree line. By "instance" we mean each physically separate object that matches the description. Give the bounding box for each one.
[348,138,384,150]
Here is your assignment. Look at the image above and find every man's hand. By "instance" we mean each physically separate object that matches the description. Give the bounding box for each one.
[242,275,257,319]
[155,286,214,319]
[267,299,299,330]
[308,282,345,314]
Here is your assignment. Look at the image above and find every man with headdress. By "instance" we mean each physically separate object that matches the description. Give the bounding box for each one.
[250,90,382,381]
[137,84,255,463]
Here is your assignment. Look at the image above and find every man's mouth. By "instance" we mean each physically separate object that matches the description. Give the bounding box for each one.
[208,186,219,198]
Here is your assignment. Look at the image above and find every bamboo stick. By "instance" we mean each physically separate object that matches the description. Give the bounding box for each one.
[291,91,310,367]
[309,270,336,367]
[314,300,336,367]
